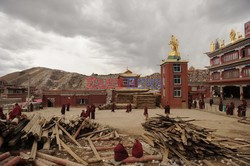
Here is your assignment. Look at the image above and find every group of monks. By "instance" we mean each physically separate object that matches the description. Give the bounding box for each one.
[217,98,247,117]
[80,104,96,119]
[61,103,70,115]
[114,139,143,162]
[110,102,170,120]
[0,103,22,121]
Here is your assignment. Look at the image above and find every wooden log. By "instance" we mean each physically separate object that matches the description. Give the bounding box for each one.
[59,139,88,165]
[37,152,84,166]
[21,114,38,134]
[141,134,154,147]
[36,157,58,166]
[122,155,162,163]
[30,140,38,160]
[202,160,215,166]
[0,152,11,161]
[0,156,14,166]
[77,128,110,139]
[8,132,24,146]
[41,129,48,143]
[55,123,61,151]
[3,156,23,166]
[57,123,81,147]
[73,120,85,139]
[87,137,102,161]
[95,144,133,151]
[35,158,49,166]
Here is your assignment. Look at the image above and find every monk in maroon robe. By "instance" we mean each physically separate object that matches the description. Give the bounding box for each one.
[114,140,129,161]
[66,103,70,111]
[91,104,96,119]
[144,105,148,120]
[0,106,6,119]
[128,103,132,112]
[126,104,129,113]
[61,104,66,115]
[9,103,22,120]
[132,139,143,158]
[86,105,91,118]
[80,110,87,118]
[111,103,115,112]
[164,102,170,115]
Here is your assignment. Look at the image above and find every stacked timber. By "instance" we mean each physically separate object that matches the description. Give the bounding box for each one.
[142,115,231,165]
[134,94,156,108]
[142,115,250,165]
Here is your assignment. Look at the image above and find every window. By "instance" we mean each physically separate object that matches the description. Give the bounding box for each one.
[191,87,197,91]
[173,64,181,72]
[79,99,87,105]
[211,57,220,65]
[212,72,220,80]
[163,78,165,86]
[222,51,239,63]
[243,67,250,77]
[173,75,181,85]
[174,88,181,97]
[123,79,128,85]
[162,66,165,74]
[163,88,166,97]
[222,69,240,79]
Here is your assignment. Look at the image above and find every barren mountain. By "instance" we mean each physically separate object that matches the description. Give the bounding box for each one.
[0,67,209,94]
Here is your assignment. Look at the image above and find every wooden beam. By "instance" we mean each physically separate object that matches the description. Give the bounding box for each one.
[73,120,85,139]
[59,139,88,165]
[87,137,102,161]
[54,123,61,151]
[37,152,84,166]
[77,128,110,139]
[30,140,38,160]
[57,123,82,147]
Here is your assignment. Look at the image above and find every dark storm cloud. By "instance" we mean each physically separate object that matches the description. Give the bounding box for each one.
[0,0,249,76]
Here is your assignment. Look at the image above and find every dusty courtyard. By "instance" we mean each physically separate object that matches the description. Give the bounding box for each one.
[25,107,250,140]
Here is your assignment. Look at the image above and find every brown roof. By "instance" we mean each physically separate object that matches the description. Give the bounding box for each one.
[119,69,140,77]
[42,89,107,95]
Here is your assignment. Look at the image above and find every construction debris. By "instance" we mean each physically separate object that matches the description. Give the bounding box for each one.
[0,114,161,165]
[142,114,250,165]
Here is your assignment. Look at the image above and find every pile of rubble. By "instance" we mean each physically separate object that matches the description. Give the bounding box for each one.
[142,115,250,165]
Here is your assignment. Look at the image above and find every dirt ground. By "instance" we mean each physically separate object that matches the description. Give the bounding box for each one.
[25,107,250,140]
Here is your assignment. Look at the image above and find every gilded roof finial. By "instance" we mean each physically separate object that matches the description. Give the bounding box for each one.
[210,41,215,52]
[230,29,237,43]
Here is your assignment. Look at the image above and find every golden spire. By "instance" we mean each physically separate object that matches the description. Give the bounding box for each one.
[210,41,215,52]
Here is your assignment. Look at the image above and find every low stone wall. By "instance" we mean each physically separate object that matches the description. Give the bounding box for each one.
[204,103,250,118]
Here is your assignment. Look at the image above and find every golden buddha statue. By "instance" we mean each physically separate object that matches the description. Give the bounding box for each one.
[219,39,224,48]
[230,29,236,43]
[168,35,180,56]
[210,41,215,52]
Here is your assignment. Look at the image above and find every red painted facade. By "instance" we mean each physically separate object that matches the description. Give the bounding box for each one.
[161,61,188,108]
[42,90,107,107]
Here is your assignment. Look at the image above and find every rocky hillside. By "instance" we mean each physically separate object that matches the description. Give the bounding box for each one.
[0,67,157,91]
[0,67,209,93]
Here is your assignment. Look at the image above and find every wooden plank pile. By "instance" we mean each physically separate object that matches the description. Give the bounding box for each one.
[142,115,250,165]
[134,94,156,109]
[0,114,100,165]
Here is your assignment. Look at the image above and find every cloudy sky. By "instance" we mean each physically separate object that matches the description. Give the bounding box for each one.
[0,0,249,76]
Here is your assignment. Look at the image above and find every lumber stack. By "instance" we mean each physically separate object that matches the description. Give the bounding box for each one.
[134,94,156,108]
[142,115,232,163]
